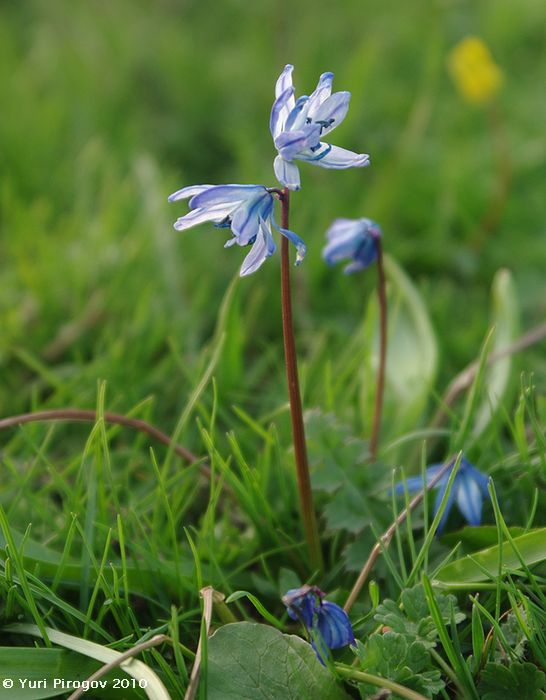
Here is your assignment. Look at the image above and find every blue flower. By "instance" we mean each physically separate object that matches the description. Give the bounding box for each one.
[270,65,370,191]
[168,184,306,276]
[394,456,491,535]
[322,218,382,274]
[282,585,355,664]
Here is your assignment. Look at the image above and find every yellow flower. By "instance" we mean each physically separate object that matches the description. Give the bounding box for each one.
[448,37,503,104]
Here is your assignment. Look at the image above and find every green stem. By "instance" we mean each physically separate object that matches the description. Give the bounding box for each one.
[369,237,387,462]
[335,663,430,700]
[279,188,323,574]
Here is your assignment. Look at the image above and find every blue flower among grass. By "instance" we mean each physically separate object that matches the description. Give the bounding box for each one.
[168,184,306,276]
[395,456,492,535]
[322,217,382,273]
[270,65,370,190]
[282,585,355,664]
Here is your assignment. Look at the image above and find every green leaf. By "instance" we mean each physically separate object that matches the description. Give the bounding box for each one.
[369,255,437,445]
[472,268,519,439]
[206,622,351,700]
[434,527,546,585]
[374,584,464,649]
[440,525,526,551]
[355,632,444,698]
[4,624,170,700]
[0,648,104,700]
[479,662,545,700]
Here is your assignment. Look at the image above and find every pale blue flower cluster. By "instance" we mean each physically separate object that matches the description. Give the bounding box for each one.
[282,585,355,665]
[169,64,369,275]
[168,184,305,276]
[270,65,370,191]
[322,218,381,273]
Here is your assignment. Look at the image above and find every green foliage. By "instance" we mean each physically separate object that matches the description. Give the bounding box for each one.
[355,633,443,699]
[206,623,351,700]
[0,0,545,697]
[478,662,546,700]
[374,583,464,648]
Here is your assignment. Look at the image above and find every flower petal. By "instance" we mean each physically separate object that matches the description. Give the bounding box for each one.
[230,195,269,245]
[393,464,448,495]
[270,86,296,139]
[168,185,213,203]
[317,601,355,649]
[190,185,266,209]
[239,221,276,277]
[275,125,321,161]
[274,155,301,191]
[434,476,457,535]
[307,72,334,118]
[456,472,483,526]
[299,143,370,169]
[275,64,295,100]
[284,95,311,132]
[270,215,306,265]
[173,203,235,231]
[312,91,351,135]
[325,218,364,243]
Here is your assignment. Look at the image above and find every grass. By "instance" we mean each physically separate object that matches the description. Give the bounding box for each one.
[1,0,546,698]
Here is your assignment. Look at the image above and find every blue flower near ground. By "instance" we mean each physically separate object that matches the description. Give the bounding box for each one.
[394,456,491,535]
[270,65,370,191]
[282,585,355,664]
[322,218,382,273]
[168,184,306,276]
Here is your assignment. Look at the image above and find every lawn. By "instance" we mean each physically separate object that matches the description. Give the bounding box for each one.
[1,1,546,698]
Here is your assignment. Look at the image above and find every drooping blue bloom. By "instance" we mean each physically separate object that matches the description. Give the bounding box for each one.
[168,184,306,276]
[270,65,370,191]
[322,218,382,274]
[282,585,355,664]
[394,456,491,535]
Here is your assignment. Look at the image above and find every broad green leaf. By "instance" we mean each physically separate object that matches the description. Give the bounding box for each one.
[472,268,519,439]
[0,648,125,699]
[434,527,546,585]
[440,525,526,551]
[4,624,170,700]
[478,662,545,700]
[363,255,437,448]
[206,622,351,700]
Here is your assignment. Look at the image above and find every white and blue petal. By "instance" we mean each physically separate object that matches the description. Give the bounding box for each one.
[271,215,306,265]
[456,472,483,527]
[230,193,270,245]
[312,91,351,136]
[239,221,276,277]
[173,202,236,231]
[189,185,266,209]
[270,86,296,139]
[284,95,311,132]
[275,125,321,161]
[307,72,334,118]
[300,143,370,169]
[274,155,301,191]
[168,184,213,203]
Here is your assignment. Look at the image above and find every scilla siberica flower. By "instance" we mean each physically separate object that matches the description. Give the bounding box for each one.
[322,218,381,273]
[168,184,306,276]
[394,455,491,535]
[282,585,355,664]
[270,65,370,191]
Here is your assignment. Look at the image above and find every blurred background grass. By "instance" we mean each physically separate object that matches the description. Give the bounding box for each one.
[1,0,545,445]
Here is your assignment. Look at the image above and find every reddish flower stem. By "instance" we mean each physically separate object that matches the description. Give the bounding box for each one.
[369,238,387,463]
[0,409,210,478]
[279,188,323,573]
